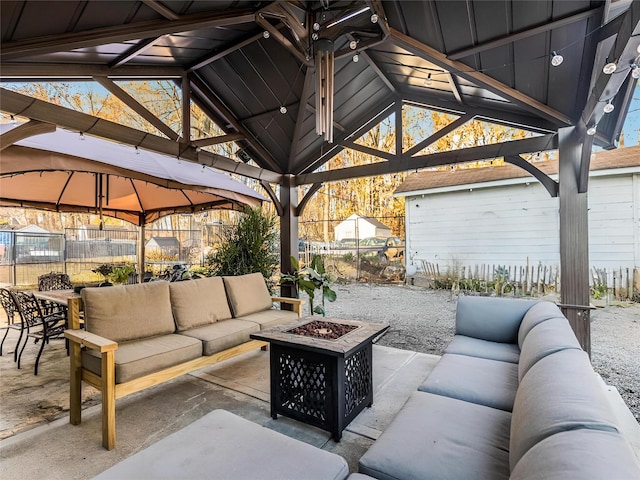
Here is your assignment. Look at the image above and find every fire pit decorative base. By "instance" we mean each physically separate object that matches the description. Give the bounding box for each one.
[251,317,389,441]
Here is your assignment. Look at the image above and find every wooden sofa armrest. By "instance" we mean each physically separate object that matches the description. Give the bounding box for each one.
[65,329,118,353]
[272,296,305,317]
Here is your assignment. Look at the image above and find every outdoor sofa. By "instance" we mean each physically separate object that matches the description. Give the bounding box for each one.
[64,272,303,450]
[357,295,640,479]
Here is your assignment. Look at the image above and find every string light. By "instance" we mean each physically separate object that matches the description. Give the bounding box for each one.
[550,51,563,67]
[262,31,270,39]
[352,54,359,62]
[631,64,640,79]
[424,73,433,86]
[135,146,140,155]
[79,132,85,141]
[201,164,206,173]
[603,61,617,74]
[586,124,597,136]
[280,106,288,114]
[603,99,615,114]
[370,13,378,23]
[9,115,17,124]
[349,40,358,50]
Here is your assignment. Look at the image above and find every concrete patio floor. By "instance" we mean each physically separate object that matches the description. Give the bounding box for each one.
[0,331,439,480]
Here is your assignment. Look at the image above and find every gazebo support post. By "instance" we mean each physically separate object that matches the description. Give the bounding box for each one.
[558,126,591,356]
[279,175,299,305]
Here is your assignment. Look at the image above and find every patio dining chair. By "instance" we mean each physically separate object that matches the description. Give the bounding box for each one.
[0,288,20,360]
[10,291,67,375]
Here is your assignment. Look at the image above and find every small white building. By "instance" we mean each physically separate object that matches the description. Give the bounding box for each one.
[395,146,640,273]
[334,214,392,241]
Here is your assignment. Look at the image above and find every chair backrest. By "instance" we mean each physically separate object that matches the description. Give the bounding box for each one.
[38,272,73,291]
[0,288,17,323]
[10,291,44,328]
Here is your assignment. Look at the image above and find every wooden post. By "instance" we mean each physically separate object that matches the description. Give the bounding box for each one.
[102,350,116,450]
[68,296,82,425]
[558,127,591,356]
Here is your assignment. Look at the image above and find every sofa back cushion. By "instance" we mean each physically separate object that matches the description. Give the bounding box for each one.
[517,301,564,348]
[169,277,232,331]
[455,296,536,344]
[518,317,582,381]
[509,349,620,471]
[223,273,272,317]
[82,281,175,343]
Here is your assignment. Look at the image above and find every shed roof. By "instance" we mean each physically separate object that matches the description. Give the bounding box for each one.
[395,145,640,195]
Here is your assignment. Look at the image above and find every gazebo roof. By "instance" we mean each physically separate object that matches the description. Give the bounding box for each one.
[1,0,638,184]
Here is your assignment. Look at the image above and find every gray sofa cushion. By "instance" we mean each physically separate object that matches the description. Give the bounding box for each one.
[236,308,299,330]
[93,409,350,480]
[518,317,582,381]
[517,301,564,348]
[509,349,621,470]
[510,430,640,480]
[455,296,535,344]
[82,282,175,343]
[169,276,232,331]
[83,334,202,384]
[418,353,518,412]
[445,335,520,363]
[359,391,511,480]
[223,273,273,317]
[179,319,260,356]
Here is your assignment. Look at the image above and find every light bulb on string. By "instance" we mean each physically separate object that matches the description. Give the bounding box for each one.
[370,13,378,23]
[79,132,85,141]
[586,124,597,136]
[603,62,617,74]
[280,106,287,114]
[603,99,615,114]
[352,54,359,62]
[135,146,140,155]
[424,73,433,86]
[262,31,270,39]
[551,51,563,67]
[349,40,358,50]
[632,64,640,79]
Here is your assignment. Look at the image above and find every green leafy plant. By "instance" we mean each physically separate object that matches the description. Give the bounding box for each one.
[202,207,278,280]
[92,263,135,284]
[281,255,337,316]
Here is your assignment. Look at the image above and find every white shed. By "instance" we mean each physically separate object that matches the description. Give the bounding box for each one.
[395,145,640,273]
[334,214,392,241]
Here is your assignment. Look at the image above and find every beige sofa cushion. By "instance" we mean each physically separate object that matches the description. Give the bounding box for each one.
[82,334,202,384]
[236,309,299,330]
[223,273,273,317]
[179,319,259,356]
[169,277,232,331]
[82,282,175,343]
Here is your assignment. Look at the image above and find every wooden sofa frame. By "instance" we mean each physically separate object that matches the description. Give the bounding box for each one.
[64,295,303,450]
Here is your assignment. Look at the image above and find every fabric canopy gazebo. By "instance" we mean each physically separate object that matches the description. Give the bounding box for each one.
[0,124,264,226]
[0,124,264,277]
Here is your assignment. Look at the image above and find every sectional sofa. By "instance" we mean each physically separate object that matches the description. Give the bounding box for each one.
[357,296,640,479]
[64,272,303,450]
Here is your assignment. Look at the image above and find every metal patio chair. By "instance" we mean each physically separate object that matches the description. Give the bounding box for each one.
[0,288,20,360]
[10,291,67,375]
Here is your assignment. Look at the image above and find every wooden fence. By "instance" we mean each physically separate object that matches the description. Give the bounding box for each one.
[419,260,639,302]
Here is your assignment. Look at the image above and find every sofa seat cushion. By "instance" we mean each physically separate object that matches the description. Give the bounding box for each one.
[418,353,518,412]
[83,334,202,384]
[223,273,273,317]
[179,319,259,356]
[518,317,582,381]
[359,391,511,480]
[169,277,232,331]
[445,335,520,363]
[237,308,299,330]
[509,349,621,470]
[93,409,350,480]
[510,430,640,480]
[82,282,175,343]
[517,301,565,348]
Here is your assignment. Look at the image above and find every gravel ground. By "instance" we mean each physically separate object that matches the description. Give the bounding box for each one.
[322,282,640,422]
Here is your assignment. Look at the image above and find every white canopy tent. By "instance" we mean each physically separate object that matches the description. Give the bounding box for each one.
[0,124,265,277]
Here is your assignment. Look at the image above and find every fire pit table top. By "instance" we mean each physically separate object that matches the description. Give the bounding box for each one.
[251,317,389,356]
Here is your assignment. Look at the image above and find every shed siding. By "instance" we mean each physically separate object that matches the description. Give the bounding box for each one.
[406,172,639,272]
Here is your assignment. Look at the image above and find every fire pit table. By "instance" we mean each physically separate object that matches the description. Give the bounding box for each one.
[251,317,389,441]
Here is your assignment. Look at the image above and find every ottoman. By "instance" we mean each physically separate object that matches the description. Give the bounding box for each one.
[93,409,350,480]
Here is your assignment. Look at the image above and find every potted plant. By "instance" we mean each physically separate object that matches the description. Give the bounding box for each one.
[281,255,337,316]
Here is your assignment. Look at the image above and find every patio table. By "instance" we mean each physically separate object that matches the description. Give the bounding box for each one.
[251,316,389,441]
